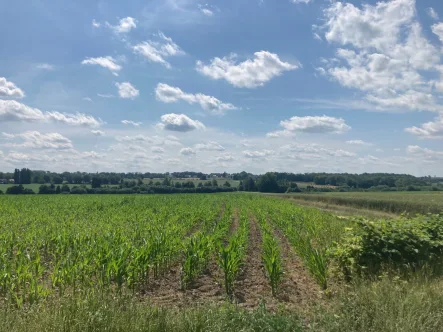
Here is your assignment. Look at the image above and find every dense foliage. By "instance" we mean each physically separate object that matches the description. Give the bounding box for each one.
[333,214,443,278]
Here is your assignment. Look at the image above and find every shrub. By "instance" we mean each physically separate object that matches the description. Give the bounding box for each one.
[333,214,443,278]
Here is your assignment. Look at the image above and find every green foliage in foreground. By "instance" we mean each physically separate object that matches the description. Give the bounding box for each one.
[333,214,443,278]
[0,295,303,332]
[310,275,443,332]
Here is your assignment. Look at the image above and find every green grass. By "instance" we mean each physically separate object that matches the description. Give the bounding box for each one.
[279,191,443,215]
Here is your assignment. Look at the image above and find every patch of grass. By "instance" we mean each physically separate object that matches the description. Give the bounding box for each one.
[280,191,443,215]
[310,275,443,332]
[0,295,303,332]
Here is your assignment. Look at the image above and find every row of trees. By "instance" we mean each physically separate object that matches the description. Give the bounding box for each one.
[13,168,32,184]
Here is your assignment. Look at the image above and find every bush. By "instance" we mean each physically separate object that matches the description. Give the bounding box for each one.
[333,214,443,278]
[6,185,35,195]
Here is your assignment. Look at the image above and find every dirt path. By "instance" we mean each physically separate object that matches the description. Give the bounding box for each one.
[145,205,235,308]
[271,225,322,308]
[233,216,275,309]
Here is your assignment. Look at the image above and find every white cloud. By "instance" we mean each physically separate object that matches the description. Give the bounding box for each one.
[266,130,295,138]
[243,150,274,158]
[91,130,105,136]
[155,83,237,115]
[216,154,234,162]
[81,56,122,74]
[407,145,443,161]
[432,23,443,43]
[279,115,351,134]
[282,143,356,159]
[158,113,205,132]
[121,120,142,127]
[133,32,184,68]
[82,97,93,102]
[201,8,214,16]
[115,82,139,99]
[92,19,101,28]
[106,17,137,33]
[97,93,115,98]
[194,141,225,151]
[196,51,299,88]
[151,146,165,153]
[180,147,196,155]
[321,0,443,113]
[3,131,73,149]
[292,0,312,3]
[0,100,102,127]
[405,115,443,139]
[346,140,373,146]
[36,63,54,70]
[427,7,439,20]
[0,77,25,98]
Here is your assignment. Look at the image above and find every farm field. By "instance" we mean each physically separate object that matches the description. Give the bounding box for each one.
[143,177,240,187]
[275,191,443,215]
[0,183,94,192]
[2,193,443,331]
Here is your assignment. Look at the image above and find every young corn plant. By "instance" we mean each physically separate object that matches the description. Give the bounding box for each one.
[262,232,283,297]
[217,241,242,299]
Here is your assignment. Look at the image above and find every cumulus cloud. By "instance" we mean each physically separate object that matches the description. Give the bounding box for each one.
[216,154,234,162]
[243,150,274,158]
[0,77,25,98]
[91,130,105,136]
[0,100,102,127]
[277,115,351,134]
[266,130,295,138]
[427,7,439,20]
[158,113,205,132]
[133,32,184,68]
[92,19,101,28]
[3,131,73,149]
[106,17,137,33]
[115,82,139,99]
[320,0,443,113]
[292,0,312,3]
[432,23,443,43]
[180,147,196,155]
[194,141,225,151]
[151,146,165,153]
[81,56,122,74]
[346,140,373,146]
[282,143,356,160]
[196,51,299,88]
[407,145,443,161]
[405,115,443,139]
[155,83,237,115]
[121,120,142,127]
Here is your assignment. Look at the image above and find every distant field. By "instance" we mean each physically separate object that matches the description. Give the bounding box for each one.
[0,183,92,192]
[274,191,443,215]
[144,177,240,187]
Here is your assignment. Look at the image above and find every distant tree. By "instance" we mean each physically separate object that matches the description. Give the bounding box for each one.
[175,182,182,188]
[55,185,61,194]
[256,173,283,193]
[91,176,102,188]
[197,182,203,188]
[138,178,143,185]
[212,179,218,187]
[223,181,231,187]
[52,176,63,184]
[43,174,51,183]
[61,184,71,193]
[83,174,91,183]
[13,169,20,184]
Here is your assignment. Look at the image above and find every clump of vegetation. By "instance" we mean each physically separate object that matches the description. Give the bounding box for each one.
[332,214,443,279]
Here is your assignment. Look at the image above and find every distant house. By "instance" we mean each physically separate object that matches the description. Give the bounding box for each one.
[0,179,7,184]
[8,179,15,184]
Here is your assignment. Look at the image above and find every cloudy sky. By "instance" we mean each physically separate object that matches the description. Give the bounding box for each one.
[1,0,443,175]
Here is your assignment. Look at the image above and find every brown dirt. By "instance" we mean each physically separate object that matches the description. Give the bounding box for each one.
[144,206,236,308]
[233,217,277,309]
[271,225,322,308]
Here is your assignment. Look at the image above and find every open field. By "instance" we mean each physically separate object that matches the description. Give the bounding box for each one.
[2,193,443,331]
[0,183,93,192]
[144,177,240,187]
[272,191,443,215]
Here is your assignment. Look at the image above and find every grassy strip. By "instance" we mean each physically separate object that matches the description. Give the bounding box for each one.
[284,193,443,215]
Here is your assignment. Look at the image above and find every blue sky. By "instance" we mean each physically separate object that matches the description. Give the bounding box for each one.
[1,0,443,175]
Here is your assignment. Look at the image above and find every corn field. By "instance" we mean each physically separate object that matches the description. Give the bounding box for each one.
[0,194,346,308]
